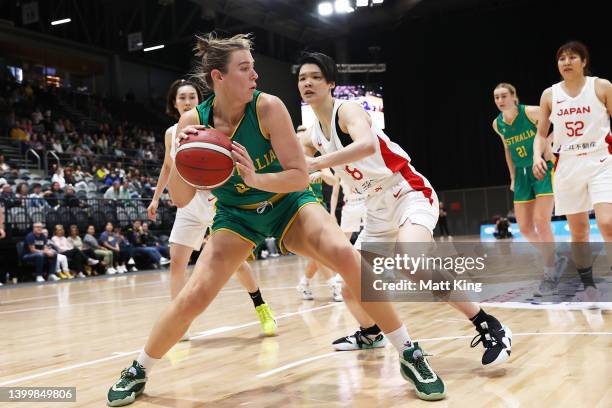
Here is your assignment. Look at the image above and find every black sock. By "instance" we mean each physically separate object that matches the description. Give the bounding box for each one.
[249,289,265,307]
[361,324,381,336]
[470,308,501,329]
[577,266,596,288]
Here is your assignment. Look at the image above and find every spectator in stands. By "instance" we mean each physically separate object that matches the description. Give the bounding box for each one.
[15,182,29,207]
[73,149,88,169]
[51,166,66,188]
[63,166,76,186]
[54,119,66,134]
[129,220,169,268]
[68,224,107,276]
[50,136,64,153]
[114,225,138,272]
[84,224,115,274]
[63,185,84,208]
[45,181,64,207]
[114,141,126,158]
[0,154,10,172]
[95,163,109,181]
[28,183,51,208]
[121,179,139,199]
[52,224,96,278]
[115,162,126,179]
[43,227,72,280]
[32,107,43,125]
[141,221,170,259]
[0,183,17,208]
[104,171,121,186]
[22,222,57,282]
[104,179,129,200]
[9,119,28,141]
[100,222,129,273]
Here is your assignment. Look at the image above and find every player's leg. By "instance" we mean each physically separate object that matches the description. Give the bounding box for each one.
[283,204,445,400]
[398,217,512,367]
[106,231,252,406]
[168,243,193,299]
[235,261,277,336]
[514,201,537,242]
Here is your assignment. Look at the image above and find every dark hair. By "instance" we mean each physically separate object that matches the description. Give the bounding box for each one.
[193,32,254,91]
[556,41,591,75]
[165,79,203,120]
[296,52,337,85]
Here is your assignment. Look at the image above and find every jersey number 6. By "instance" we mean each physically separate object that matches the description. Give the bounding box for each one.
[344,165,364,180]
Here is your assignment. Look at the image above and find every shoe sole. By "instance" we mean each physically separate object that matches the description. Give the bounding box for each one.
[333,338,388,351]
[107,387,144,407]
[400,369,446,401]
[483,325,513,367]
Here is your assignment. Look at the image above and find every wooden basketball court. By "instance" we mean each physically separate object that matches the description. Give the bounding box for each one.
[1,254,610,407]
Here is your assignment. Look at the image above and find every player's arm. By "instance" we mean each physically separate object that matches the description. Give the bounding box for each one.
[308,103,376,172]
[232,94,308,192]
[596,78,612,153]
[0,206,5,239]
[321,168,340,216]
[168,109,198,207]
[533,88,553,179]
[148,127,174,219]
[299,126,318,158]
[492,119,515,191]
[526,105,554,160]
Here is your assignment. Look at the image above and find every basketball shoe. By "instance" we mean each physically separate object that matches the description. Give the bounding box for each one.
[534,256,568,297]
[106,361,147,406]
[332,329,388,351]
[296,277,314,300]
[470,317,512,366]
[255,303,277,336]
[400,342,446,400]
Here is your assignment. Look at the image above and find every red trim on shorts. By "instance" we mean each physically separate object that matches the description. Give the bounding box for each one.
[377,136,434,205]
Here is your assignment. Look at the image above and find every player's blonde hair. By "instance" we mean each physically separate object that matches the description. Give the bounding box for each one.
[193,33,254,91]
[494,83,519,106]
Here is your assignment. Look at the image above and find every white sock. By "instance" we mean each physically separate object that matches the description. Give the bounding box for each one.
[385,324,412,353]
[135,349,160,373]
[300,276,310,285]
[327,277,337,286]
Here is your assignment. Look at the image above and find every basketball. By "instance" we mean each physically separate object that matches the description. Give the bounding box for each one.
[175,128,234,189]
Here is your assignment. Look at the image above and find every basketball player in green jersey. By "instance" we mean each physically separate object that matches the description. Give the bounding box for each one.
[107,33,445,406]
[295,126,343,301]
[147,78,276,340]
[493,83,566,295]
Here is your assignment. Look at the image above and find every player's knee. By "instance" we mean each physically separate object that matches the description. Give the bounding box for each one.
[533,217,550,232]
[341,283,352,300]
[596,215,612,234]
[570,225,590,242]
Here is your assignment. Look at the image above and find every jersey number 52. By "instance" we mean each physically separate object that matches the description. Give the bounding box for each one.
[565,121,584,137]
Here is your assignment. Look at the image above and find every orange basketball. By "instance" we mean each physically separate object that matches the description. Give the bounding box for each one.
[175,128,234,189]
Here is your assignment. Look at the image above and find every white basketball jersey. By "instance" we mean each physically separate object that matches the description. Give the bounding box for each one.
[550,76,611,155]
[169,123,214,206]
[311,99,434,204]
[170,124,178,160]
[340,180,365,204]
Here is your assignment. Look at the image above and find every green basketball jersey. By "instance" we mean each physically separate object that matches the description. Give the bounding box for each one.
[309,174,324,203]
[196,91,283,206]
[496,104,537,167]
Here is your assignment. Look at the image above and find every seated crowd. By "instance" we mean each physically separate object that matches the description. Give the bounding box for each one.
[21,220,171,282]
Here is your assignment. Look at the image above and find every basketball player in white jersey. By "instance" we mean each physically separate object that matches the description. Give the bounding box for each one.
[533,41,612,302]
[297,52,512,365]
[148,79,277,338]
[295,125,343,301]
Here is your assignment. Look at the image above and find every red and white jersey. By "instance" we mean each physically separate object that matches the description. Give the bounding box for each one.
[550,76,611,155]
[340,180,366,205]
[311,99,434,204]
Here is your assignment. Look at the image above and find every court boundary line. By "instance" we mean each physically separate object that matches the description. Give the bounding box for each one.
[256,331,612,378]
